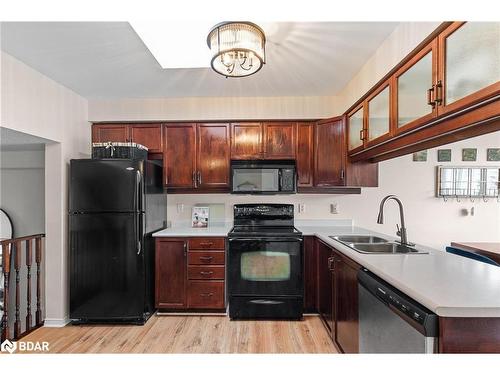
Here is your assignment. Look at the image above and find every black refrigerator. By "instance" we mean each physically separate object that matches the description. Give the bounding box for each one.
[69,158,166,324]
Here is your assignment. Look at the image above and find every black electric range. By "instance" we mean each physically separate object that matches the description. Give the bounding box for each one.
[228,204,304,320]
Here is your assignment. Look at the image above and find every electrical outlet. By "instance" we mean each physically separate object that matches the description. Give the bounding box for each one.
[298,204,306,213]
[177,204,184,213]
[330,203,338,214]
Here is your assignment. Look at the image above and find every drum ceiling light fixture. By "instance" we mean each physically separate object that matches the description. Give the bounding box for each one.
[207,22,266,78]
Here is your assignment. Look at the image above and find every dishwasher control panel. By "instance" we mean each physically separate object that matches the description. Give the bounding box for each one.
[359,268,438,337]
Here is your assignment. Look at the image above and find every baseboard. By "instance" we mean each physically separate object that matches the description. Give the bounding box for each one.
[43,317,70,327]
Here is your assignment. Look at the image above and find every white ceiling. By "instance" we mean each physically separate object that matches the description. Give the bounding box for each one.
[0,22,399,99]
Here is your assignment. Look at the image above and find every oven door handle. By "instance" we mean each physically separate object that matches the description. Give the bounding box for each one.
[228,237,303,242]
[248,299,285,305]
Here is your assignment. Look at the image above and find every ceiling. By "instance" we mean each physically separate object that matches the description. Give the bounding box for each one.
[0,127,49,151]
[0,22,399,99]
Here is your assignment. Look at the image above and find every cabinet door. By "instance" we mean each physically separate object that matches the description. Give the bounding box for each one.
[314,119,345,187]
[230,122,263,159]
[347,105,365,152]
[92,124,130,143]
[263,122,296,159]
[438,22,500,116]
[335,256,359,353]
[394,40,438,134]
[155,239,187,309]
[317,241,333,332]
[196,123,230,189]
[296,122,314,187]
[164,124,196,188]
[303,237,318,312]
[366,82,392,146]
[130,124,163,153]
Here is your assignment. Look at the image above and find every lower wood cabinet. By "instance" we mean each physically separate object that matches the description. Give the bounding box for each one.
[303,236,318,312]
[155,237,226,311]
[313,238,361,353]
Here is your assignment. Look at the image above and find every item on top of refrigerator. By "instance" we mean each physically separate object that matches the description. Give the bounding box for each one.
[92,142,148,160]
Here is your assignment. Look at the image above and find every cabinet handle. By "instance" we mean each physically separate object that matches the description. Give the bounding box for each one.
[359,129,366,141]
[427,85,436,107]
[200,293,214,297]
[328,257,335,271]
[183,242,187,257]
[340,169,345,180]
[200,271,214,276]
[199,242,214,247]
[199,256,214,261]
[198,171,202,185]
[435,80,443,105]
[192,171,197,187]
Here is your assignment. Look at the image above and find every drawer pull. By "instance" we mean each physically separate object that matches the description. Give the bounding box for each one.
[200,293,214,297]
[199,242,214,246]
[200,271,214,276]
[199,256,214,261]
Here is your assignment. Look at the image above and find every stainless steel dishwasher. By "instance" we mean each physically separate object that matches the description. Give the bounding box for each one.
[358,268,439,353]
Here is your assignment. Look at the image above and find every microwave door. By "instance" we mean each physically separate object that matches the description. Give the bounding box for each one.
[233,168,280,193]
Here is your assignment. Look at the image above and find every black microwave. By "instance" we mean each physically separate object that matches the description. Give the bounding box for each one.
[230,160,297,194]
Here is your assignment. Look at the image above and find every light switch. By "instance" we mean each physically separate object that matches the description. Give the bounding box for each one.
[298,204,306,213]
[330,203,338,214]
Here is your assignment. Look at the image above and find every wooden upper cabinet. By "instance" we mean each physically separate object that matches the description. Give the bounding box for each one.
[263,122,296,159]
[394,40,438,135]
[296,122,314,187]
[130,124,163,153]
[230,122,263,159]
[347,104,365,153]
[196,123,230,188]
[155,239,187,309]
[314,118,345,187]
[92,124,130,143]
[366,81,392,147]
[438,22,500,116]
[164,124,196,188]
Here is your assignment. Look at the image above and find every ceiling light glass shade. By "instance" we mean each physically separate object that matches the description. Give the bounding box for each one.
[207,22,266,78]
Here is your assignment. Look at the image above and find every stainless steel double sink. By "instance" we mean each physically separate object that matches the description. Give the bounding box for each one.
[330,235,428,254]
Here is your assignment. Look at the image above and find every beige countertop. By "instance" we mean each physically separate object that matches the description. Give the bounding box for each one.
[153,221,500,318]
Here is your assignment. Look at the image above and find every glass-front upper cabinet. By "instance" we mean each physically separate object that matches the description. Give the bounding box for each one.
[394,41,438,134]
[438,22,500,115]
[347,104,365,152]
[366,82,391,145]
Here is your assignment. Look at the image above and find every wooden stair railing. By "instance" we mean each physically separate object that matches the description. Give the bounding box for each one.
[1,234,45,341]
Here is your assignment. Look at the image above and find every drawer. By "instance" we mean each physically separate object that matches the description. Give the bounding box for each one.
[188,265,225,280]
[187,281,225,309]
[188,251,225,265]
[188,237,225,250]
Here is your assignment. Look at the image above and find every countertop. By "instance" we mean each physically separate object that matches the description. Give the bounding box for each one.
[153,223,233,237]
[153,221,500,318]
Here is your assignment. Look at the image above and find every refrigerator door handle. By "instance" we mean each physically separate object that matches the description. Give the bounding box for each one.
[136,170,142,211]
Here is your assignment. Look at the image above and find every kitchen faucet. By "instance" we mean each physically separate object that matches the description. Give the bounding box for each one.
[377,195,414,246]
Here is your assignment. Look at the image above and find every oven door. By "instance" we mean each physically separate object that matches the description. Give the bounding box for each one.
[228,237,303,297]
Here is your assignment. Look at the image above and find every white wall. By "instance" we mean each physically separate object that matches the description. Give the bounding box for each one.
[1,51,90,326]
[0,148,45,237]
[88,95,336,122]
[168,131,500,251]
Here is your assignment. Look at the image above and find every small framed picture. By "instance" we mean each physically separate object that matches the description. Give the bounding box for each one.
[412,150,427,162]
[192,206,209,228]
[462,148,477,162]
[437,149,451,162]
[487,148,500,161]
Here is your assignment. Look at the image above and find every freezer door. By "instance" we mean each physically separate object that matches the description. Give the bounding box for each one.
[69,159,143,213]
[69,212,145,321]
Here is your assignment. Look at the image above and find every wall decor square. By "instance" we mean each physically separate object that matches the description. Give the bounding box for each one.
[487,148,500,162]
[462,148,477,162]
[437,149,452,162]
[412,150,427,162]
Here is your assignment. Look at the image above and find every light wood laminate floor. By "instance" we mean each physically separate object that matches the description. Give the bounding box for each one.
[21,315,337,354]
